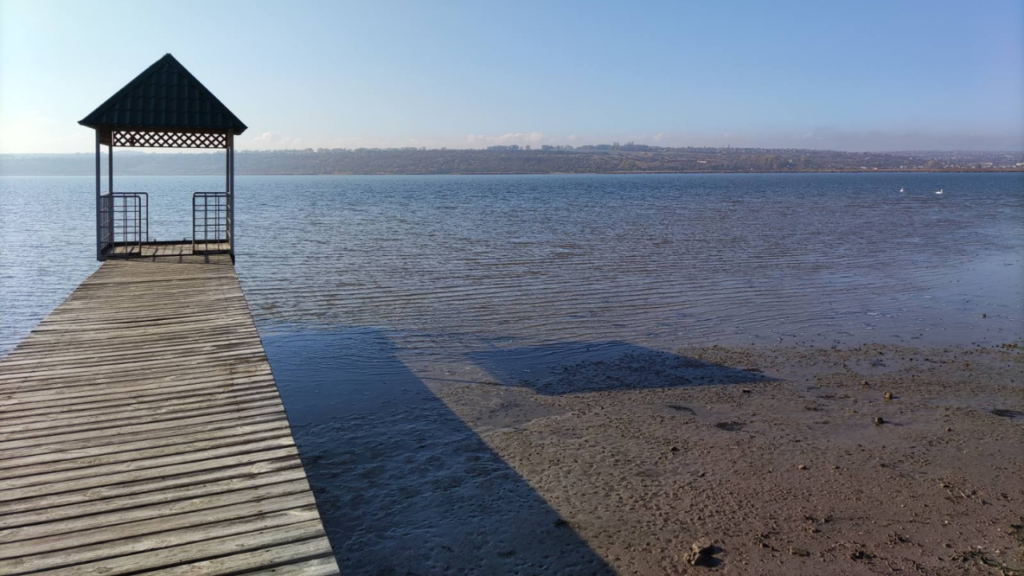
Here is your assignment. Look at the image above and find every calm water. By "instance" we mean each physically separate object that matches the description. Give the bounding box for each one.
[1,173,1022,423]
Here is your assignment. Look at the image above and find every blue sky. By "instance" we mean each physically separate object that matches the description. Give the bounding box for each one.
[1,0,1021,152]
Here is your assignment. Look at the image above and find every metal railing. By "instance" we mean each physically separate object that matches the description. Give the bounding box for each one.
[192,192,229,254]
[100,193,148,255]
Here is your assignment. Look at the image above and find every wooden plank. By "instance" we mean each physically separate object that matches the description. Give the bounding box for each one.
[0,412,287,462]
[0,508,324,573]
[0,468,309,530]
[0,401,287,446]
[0,494,318,562]
[93,242,207,260]
[0,427,293,483]
[0,456,303,517]
[0,375,277,415]
[0,429,297,504]
[0,481,314,548]
[243,555,342,576]
[0,437,297,493]
[0,389,283,434]
[0,380,278,423]
[0,258,339,575]
[34,520,329,576]
[146,539,337,576]
[0,419,290,470]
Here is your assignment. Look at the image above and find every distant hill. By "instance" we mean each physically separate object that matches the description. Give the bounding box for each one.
[2,146,1022,176]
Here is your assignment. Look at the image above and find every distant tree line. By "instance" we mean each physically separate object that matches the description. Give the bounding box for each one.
[2,146,1022,176]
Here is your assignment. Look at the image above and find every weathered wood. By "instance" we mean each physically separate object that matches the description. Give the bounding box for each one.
[107,241,229,257]
[0,376,277,414]
[0,412,288,461]
[146,539,337,576]
[0,419,291,469]
[0,468,309,530]
[0,256,339,575]
[0,457,302,517]
[0,381,278,423]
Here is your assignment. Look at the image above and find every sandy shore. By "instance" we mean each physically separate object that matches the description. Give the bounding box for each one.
[295,342,1023,575]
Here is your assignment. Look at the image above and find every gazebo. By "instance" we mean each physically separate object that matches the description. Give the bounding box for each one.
[80,54,247,261]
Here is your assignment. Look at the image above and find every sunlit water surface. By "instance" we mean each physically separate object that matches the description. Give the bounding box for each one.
[2,173,1021,424]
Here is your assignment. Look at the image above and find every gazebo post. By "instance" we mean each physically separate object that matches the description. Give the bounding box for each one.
[94,130,101,260]
[225,132,230,258]
[109,140,115,254]
[229,132,235,261]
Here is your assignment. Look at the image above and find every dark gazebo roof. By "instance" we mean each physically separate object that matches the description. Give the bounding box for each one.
[80,54,247,135]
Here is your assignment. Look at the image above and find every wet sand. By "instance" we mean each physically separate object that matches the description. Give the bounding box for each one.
[295,342,1023,575]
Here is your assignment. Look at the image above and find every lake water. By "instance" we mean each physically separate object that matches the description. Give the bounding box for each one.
[1,173,1022,424]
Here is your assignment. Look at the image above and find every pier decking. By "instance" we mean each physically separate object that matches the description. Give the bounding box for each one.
[106,241,232,258]
[0,256,339,575]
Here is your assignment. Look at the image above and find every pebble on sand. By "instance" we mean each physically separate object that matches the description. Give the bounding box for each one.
[874,416,886,426]
[683,538,716,567]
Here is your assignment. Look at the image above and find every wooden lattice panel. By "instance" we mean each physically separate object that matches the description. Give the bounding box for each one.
[112,130,228,148]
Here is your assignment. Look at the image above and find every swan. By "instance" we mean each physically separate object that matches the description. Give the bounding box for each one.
[899,187,904,192]
[936,189,943,195]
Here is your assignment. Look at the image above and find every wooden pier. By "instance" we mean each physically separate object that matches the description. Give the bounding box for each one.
[0,256,340,575]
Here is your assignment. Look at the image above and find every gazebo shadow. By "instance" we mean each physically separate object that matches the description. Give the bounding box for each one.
[266,328,616,574]
[467,340,773,395]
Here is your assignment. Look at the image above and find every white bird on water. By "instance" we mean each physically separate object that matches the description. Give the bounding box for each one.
[936,189,944,195]
[899,187,904,192]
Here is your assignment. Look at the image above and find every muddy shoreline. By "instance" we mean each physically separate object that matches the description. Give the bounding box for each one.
[295,342,1023,575]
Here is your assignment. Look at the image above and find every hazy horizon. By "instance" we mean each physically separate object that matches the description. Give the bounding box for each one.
[2,0,1022,154]
[3,144,1024,156]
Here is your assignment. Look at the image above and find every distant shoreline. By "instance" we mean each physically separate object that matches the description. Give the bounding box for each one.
[313,168,1024,176]
[2,169,1021,177]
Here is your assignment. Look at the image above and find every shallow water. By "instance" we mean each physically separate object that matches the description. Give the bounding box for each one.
[1,173,1022,424]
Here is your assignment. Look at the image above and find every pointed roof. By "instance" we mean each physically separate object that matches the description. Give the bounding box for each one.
[80,54,247,135]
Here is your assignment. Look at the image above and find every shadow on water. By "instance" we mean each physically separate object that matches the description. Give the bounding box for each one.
[262,327,436,424]
[264,331,773,573]
[466,340,774,395]
[263,328,616,575]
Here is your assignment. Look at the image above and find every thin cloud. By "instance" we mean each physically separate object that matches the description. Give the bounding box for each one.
[466,132,545,148]
[242,131,303,150]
